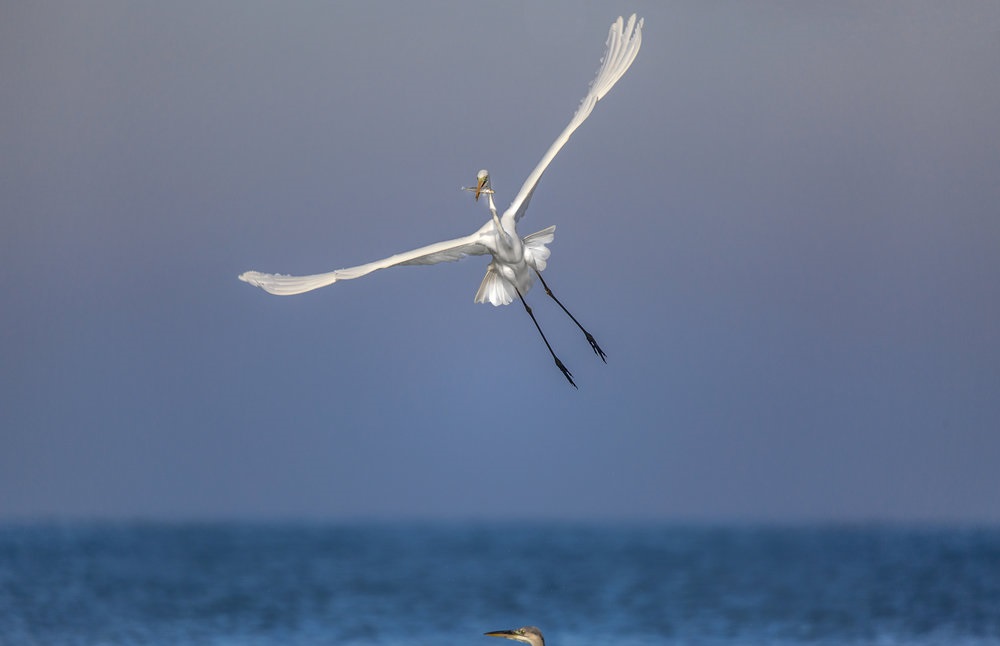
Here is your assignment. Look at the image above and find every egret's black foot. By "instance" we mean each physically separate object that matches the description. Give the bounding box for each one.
[586,332,607,363]
[555,358,577,388]
[534,269,605,368]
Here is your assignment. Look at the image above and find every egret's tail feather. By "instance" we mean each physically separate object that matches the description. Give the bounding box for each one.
[238,270,340,296]
[475,263,517,306]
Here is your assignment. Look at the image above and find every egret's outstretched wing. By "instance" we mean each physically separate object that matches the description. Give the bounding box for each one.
[504,14,643,224]
[239,232,490,296]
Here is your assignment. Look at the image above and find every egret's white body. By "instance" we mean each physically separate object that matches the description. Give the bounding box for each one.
[239,15,643,385]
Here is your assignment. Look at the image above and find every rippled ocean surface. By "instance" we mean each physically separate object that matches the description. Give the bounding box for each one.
[1,523,999,645]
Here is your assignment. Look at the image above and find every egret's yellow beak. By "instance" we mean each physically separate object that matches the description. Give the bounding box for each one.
[475,174,489,201]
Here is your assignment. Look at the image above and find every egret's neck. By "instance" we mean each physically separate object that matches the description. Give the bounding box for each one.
[487,193,506,237]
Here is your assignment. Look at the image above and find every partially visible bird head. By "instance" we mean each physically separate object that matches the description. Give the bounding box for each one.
[485,626,545,646]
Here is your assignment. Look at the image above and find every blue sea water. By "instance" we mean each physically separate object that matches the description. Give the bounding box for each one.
[1,523,998,645]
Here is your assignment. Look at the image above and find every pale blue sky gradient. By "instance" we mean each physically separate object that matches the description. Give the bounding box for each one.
[3,2,999,522]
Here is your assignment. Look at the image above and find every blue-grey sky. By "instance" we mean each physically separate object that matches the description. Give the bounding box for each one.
[3,2,998,523]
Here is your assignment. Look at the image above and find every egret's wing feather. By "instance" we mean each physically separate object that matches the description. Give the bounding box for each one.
[522,225,556,272]
[239,232,489,296]
[504,14,643,224]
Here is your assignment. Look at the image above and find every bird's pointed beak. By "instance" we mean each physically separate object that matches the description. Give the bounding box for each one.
[475,175,489,201]
[484,631,518,639]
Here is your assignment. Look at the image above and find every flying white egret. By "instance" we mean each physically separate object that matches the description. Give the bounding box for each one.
[485,626,546,646]
[240,15,643,387]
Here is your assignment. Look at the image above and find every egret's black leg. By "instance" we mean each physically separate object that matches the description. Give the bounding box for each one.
[515,287,576,388]
[534,270,607,363]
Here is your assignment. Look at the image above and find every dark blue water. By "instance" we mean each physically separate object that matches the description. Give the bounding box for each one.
[1,523,999,645]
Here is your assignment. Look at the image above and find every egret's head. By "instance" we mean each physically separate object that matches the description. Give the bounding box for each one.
[485,627,545,646]
[475,169,491,201]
